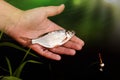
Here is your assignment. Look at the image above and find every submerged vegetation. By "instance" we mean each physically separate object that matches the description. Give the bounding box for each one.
[0,32,42,80]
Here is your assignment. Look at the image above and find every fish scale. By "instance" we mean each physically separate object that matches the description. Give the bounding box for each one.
[32,30,75,48]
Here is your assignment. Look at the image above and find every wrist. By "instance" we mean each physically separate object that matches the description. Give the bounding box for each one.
[0,0,23,34]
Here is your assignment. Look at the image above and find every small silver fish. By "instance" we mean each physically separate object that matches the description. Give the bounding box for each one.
[31,29,75,48]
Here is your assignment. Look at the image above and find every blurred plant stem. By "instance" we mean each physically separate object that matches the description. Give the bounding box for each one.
[0,31,3,39]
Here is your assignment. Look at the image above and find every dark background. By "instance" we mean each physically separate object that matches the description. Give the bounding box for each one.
[1,0,120,80]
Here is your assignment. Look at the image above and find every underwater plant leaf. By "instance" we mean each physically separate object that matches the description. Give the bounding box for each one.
[0,76,4,79]
[13,60,42,78]
[0,42,38,58]
[5,57,12,76]
[1,76,22,80]
[0,66,9,73]
[0,31,3,40]
[21,48,31,63]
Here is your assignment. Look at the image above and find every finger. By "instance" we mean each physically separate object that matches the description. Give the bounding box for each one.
[70,36,85,46]
[43,4,65,17]
[63,41,83,50]
[49,46,76,55]
[29,44,61,60]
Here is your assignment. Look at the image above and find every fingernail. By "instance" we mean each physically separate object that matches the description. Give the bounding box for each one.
[59,4,65,8]
[55,55,61,60]
[60,4,64,6]
[71,50,76,55]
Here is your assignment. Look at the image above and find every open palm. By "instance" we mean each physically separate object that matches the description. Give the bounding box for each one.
[7,4,84,60]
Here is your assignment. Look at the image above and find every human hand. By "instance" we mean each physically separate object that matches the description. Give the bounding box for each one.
[4,4,84,60]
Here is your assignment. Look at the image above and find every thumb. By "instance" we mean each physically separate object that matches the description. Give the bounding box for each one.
[43,4,65,17]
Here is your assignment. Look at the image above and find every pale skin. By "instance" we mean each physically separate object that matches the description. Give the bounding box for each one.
[0,0,84,60]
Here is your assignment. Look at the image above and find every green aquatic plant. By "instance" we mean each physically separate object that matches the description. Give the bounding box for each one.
[0,32,42,80]
[0,42,38,58]
[0,31,3,39]
[0,47,42,80]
